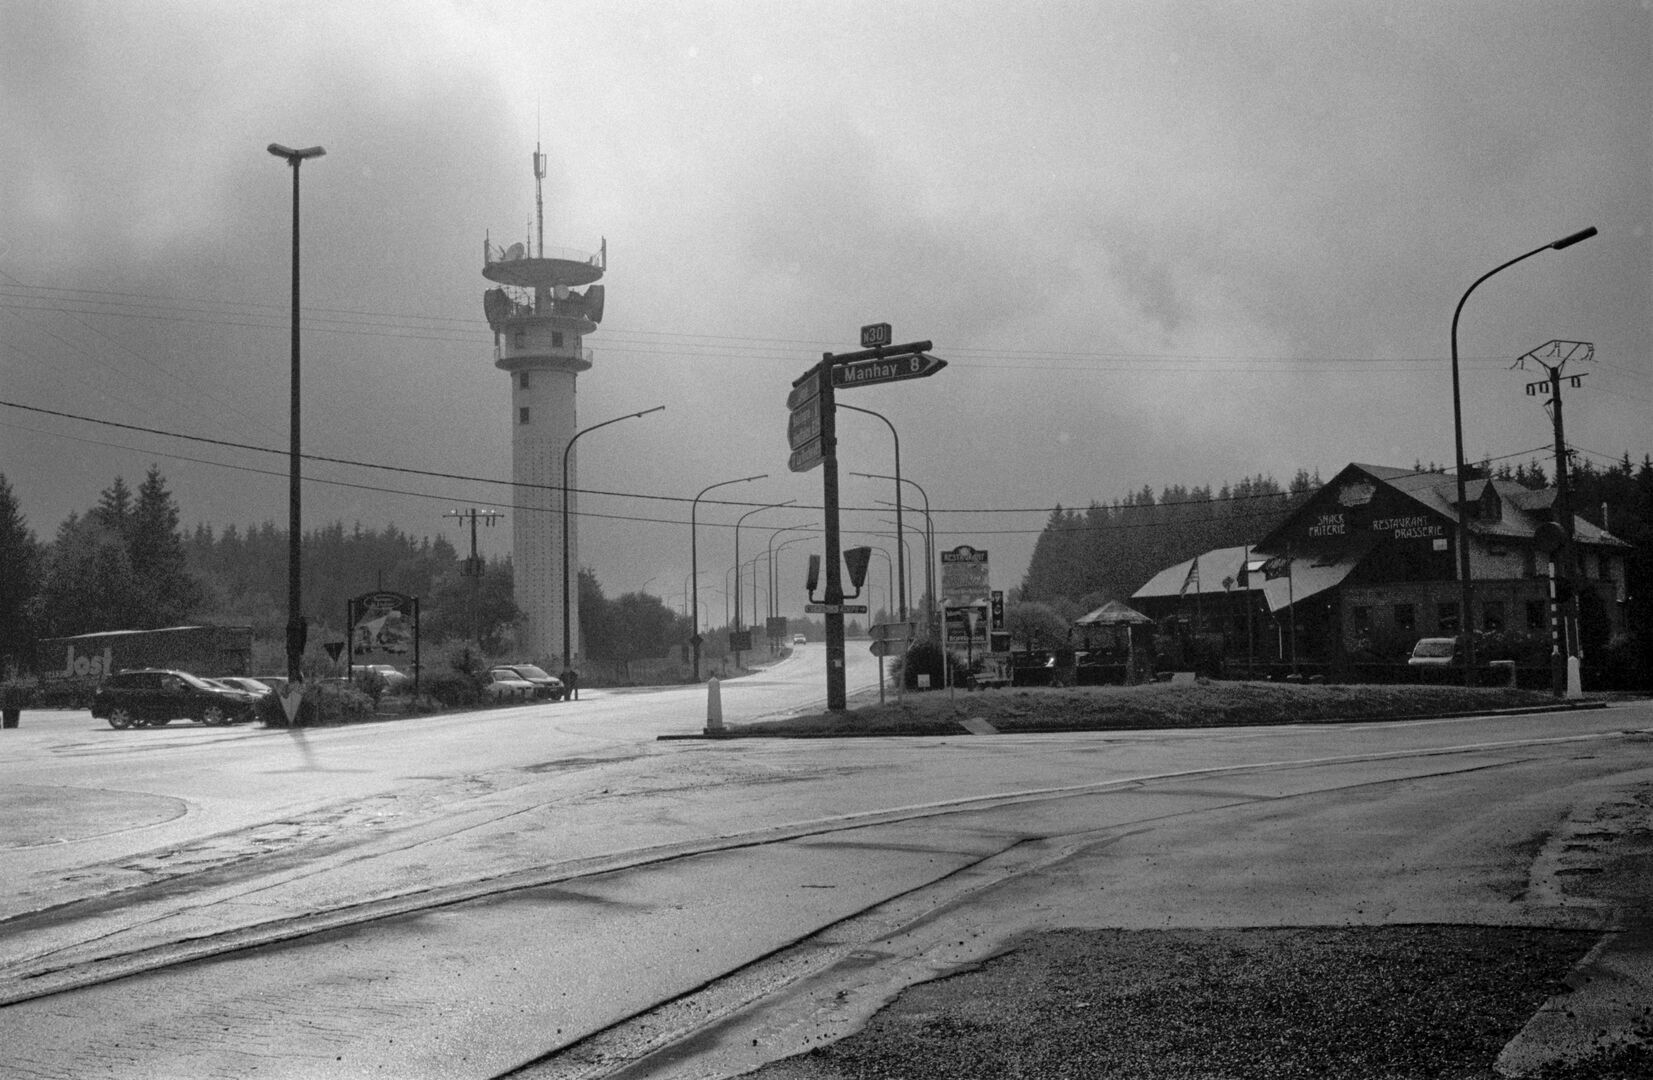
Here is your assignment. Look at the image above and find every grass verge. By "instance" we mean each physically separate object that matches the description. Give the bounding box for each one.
[726,681,1600,737]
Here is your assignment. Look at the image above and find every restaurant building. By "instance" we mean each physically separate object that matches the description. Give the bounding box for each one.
[1133,463,1630,674]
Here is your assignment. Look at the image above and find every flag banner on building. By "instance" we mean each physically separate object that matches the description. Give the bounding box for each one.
[1261,554,1292,580]
[1179,558,1200,596]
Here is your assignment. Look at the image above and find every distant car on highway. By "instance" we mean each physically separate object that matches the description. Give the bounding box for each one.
[793,634,807,645]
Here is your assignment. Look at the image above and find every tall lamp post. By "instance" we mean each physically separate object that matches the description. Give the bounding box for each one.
[733,502,795,633]
[766,525,814,620]
[267,142,325,685]
[856,472,932,636]
[1449,226,1596,684]
[839,404,906,622]
[561,405,665,672]
[692,474,765,681]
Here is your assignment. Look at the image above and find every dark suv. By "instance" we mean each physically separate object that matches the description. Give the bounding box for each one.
[92,669,260,729]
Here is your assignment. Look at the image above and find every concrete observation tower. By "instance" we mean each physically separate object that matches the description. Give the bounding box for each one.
[482,146,606,664]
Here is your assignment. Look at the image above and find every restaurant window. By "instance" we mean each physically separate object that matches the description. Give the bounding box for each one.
[1482,600,1505,632]
[1526,600,1548,631]
[1351,606,1372,634]
[1437,602,1460,634]
[552,331,565,348]
[518,407,530,425]
[1394,603,1416,631]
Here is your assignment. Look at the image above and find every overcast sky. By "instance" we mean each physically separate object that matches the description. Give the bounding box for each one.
[3,0,1649,621]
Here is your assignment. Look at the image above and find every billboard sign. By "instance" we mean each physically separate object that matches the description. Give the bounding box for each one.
[348,591,417,661]
[940,545,990,605]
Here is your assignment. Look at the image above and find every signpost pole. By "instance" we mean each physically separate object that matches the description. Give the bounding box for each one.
[820,356,847,711]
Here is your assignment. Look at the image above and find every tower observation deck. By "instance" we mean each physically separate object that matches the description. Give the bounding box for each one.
[482,149,606,665]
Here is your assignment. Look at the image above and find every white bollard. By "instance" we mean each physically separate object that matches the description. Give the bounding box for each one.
[705,677,724,732]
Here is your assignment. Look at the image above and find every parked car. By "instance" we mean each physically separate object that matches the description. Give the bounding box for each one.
[1407,637,1463,667]
[481,668,537,703]
[253,675,290,692]
[209,676,277,698]
[793,634,807,645]
[491,664,564,700]
[352,664,412,692]
[92,669,261,729]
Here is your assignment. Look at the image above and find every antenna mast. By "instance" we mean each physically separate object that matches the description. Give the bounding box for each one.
[533,143,547,258]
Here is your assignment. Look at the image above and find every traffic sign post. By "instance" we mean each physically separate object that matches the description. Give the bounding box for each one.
[833,351,947,390]
[790,328,946,711]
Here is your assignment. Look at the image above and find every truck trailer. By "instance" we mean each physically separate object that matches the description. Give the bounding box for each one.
[37,625,254,706]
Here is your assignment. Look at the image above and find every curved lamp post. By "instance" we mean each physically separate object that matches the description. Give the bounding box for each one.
[267,142,325,684]
[770,533,817,630]
[839,404,906,622]
[562,405,664,672]
[766,525,814,620]
[856,472,933,636]
[692,474,766,680]
[1449,226,1596,683]
[733,501,795,632]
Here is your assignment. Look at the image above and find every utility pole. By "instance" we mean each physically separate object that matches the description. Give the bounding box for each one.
[445,508,501,654]
[1517,339,1592,697]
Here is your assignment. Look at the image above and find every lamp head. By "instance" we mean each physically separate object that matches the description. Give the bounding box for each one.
[268,143,326,164]
[1551,226,1597,250]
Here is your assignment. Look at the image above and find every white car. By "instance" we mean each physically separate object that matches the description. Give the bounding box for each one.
[353,664,412,692]
[482,668,536,702]
[1406,637,1462,667]
[793,634,807,645]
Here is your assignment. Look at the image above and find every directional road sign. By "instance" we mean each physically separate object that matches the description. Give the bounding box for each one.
[787,365,822,411]
[789,435,824,474]
[788,399,821,449]
[833,351,947,390]
[805,603,867,614]
[861,322,893,348]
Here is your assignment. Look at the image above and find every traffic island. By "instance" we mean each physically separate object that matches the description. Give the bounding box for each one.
[665,681,1614,739]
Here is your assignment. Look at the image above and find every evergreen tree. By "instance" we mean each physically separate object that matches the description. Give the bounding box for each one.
[129,466,203,624]
[0,475,41,672]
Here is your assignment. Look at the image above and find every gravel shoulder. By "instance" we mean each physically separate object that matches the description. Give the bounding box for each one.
[741,925,1628,1080]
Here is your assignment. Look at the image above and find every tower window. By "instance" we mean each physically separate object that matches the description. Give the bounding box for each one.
[552,331,565,348]
[513,329,525,348]
[518,371,530,390]
[519,407,530,425]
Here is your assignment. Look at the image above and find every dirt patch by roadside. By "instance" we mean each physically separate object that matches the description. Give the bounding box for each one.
[740,925,1645,1080]
[723,682,1609,738]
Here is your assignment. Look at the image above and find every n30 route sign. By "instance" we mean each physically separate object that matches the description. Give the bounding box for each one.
[833,351,947,390]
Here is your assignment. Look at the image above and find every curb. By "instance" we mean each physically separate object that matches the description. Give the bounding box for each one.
[658,699,1613,741]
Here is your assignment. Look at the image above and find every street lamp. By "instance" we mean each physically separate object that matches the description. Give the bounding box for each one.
[734,502,794,632]
[771,533,817,632]
[1449,226,1596,683]
[766,525,814,620]
[856,472,933,636]
[840,404,906,622]
[562,405,665,672]
[691,474,766,680]
[267,142,324,685]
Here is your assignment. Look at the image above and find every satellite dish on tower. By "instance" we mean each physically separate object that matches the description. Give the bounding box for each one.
[483,288,510,331]
[504,242,525,262]
[585,284,605,323]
